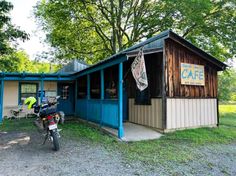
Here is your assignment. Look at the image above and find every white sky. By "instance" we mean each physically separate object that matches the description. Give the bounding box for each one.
[8,0,236,68]
[9,0,49,60]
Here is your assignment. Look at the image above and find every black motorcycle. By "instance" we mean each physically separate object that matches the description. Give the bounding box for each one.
[33,96,64,151]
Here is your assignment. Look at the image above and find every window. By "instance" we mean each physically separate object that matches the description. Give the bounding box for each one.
[104,65,118,99]
[77,76,87,99]
[123,52,163,105]
[62,85,69,99]
[20,83,38,104]
[90,71,101,99]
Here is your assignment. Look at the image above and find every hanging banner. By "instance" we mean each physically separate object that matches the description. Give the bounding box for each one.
[131,48,148,91]
[181,63,205,86]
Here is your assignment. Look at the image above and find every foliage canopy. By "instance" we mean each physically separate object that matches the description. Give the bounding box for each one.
[0,0,28,72]
[35,0,236,64]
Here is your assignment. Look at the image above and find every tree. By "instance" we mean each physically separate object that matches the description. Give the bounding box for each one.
[0,0,28,72]
[35,0,236,64]
[218,69,236,101]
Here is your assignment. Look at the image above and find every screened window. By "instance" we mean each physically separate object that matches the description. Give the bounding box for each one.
[123,52,163,105]
[20,83,38,103]
[90,71,101,99]
[104,65,118,99]
[77,76,87,99]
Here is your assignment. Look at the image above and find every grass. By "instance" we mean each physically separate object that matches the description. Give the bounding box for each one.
[1,104,236,164]
[0,118,35,132]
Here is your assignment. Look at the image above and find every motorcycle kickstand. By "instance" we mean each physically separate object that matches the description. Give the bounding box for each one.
[42,133,49,145]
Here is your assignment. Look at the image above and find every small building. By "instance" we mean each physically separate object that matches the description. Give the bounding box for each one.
[0,30,227,138]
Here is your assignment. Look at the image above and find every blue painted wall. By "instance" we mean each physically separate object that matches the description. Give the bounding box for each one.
[101,100,119,128]
[76,99,87,119]
[76,99,119,128]
[87,99,101,123]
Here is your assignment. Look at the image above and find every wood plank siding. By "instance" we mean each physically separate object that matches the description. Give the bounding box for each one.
[165,39,218,98]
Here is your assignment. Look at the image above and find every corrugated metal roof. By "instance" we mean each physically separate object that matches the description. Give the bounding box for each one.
[57,59,89,74]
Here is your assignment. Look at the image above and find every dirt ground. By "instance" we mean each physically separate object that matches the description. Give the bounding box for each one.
[0,131,236,176]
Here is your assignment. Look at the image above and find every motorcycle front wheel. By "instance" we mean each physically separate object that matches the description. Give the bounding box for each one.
[50,130,60,151]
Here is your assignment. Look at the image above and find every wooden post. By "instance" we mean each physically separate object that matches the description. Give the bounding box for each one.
[86,74,90,120]
[75,79,78,116]
[162,40,167,130]
[118,63,124,138]
[100,70,104,126]
[40,79,44,104]
[87,74,90,99]
[0,79,4,123]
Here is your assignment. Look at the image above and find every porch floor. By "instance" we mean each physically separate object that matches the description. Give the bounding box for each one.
[103,122,162,141]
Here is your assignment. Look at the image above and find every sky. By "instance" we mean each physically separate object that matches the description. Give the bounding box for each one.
[9,0,49,60]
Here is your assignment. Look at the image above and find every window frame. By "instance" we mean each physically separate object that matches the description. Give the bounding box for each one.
[19,82,38,104]
[77,76,87,99]
[104,65,118,100]
[61,85,70,100]
[90,71,101,99]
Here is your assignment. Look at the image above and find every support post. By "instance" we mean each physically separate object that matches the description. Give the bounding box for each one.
[87,74,90,99]
[0,79,4,123]
[75,79,78,116]
[86,74,90,120]
[118,63,124,138]
[100,69,104,126]
[162,40,167,131]
[40,79,44,104]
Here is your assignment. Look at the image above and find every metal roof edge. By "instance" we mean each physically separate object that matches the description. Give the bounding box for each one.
[0,72,73,77]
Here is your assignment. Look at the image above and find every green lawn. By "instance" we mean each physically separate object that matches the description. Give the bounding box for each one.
[1,105,236,164]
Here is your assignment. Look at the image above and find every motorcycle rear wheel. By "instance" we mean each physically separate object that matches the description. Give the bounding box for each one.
[50,130,60,151]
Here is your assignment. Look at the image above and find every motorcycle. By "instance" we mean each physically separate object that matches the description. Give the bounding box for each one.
[33,96,65,151]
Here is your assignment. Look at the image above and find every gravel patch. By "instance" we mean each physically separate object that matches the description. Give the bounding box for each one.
[0,131,156,176]
[0,131,236,176]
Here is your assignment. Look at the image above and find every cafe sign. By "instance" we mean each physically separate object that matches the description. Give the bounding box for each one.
[181,63,205,86]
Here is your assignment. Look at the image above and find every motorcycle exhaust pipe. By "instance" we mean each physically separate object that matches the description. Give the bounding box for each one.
[58,111,65,124]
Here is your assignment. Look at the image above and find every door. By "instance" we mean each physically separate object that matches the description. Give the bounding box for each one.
[57,82,75,116]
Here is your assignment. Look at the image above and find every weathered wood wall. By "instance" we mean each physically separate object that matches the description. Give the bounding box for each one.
[165,39,218,98]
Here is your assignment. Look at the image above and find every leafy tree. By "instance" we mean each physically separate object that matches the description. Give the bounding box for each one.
[218,69,236,101]
[0,0,28,71]
[35,0,236,64]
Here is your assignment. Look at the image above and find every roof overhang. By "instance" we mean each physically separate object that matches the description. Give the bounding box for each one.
[0,72,74,81]
[168,31,228,71]
[125,48,163,58]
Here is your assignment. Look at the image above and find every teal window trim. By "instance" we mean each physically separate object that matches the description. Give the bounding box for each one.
[19,82,39,105]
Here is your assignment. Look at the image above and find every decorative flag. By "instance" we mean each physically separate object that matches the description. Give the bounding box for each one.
[131,47,148,91]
